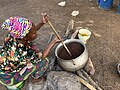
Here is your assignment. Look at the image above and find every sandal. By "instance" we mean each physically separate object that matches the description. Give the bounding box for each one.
[117,62,120,75]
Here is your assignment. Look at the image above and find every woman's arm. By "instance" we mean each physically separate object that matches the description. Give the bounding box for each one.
[35,15,49,31]
[35,22,44,31]
[42,37,60,59]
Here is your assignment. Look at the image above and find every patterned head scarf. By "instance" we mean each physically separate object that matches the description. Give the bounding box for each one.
[1,16,32,39]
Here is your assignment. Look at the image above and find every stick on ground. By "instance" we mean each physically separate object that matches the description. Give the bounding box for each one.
[82,69,103,90]
[78,76,97,90]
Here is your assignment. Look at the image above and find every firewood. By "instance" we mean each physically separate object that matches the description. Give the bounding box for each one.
[71,29,79,39]
[84,58,95,75]
[65,19,74,37]
[78,75,97,90]
[82,69,103,90]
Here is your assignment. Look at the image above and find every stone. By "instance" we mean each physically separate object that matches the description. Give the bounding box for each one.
[45,71,81,90]
[27,71,82,90]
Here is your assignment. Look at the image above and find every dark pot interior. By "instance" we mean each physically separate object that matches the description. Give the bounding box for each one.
[57,42,85,60]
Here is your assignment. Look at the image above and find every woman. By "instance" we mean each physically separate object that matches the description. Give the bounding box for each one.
[0,15,60,90]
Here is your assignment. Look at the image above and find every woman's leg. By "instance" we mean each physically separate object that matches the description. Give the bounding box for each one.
[6,81,25,90]
[32,58,49,79]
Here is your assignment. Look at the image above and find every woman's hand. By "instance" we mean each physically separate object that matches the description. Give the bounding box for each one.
[41,14,49,24]
[52,36,61,44]
[42,36,61,59]
[36,14,49,31]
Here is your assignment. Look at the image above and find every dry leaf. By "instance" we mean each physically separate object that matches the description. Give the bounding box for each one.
[93,32,101,37]
[91,7,95,9]
[87,24,94,26]
[58,1,66,7]
[76,27,83,30]
[88,20,94,23]
[71,11,79,17]
[76,21,84,24]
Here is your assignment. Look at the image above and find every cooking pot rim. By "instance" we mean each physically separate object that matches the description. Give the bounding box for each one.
[55,39,87,61]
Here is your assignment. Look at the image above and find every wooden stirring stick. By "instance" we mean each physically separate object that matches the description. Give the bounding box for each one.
[48,20,72,56]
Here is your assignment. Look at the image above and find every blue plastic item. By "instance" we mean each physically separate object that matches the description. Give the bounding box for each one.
[99,0,113,10]
[98,0,101,4]
[117,2,120,14]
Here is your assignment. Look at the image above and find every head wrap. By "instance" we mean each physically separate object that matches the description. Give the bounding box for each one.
[1,16,32,39]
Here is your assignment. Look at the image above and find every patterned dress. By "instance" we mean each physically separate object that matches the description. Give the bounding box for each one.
[0,34,49,88]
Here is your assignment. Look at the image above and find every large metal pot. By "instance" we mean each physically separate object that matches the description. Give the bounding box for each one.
[55,39,88,72]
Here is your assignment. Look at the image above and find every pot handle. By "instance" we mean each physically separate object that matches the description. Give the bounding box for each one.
[72,60,76,65]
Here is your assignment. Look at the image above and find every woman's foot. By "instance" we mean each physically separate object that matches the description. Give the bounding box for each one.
[31,76,45,84]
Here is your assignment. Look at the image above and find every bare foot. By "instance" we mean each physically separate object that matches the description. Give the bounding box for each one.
[31,77,45,84]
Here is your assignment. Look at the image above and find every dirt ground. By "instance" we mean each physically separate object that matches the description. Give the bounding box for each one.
[0,0,120,90]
